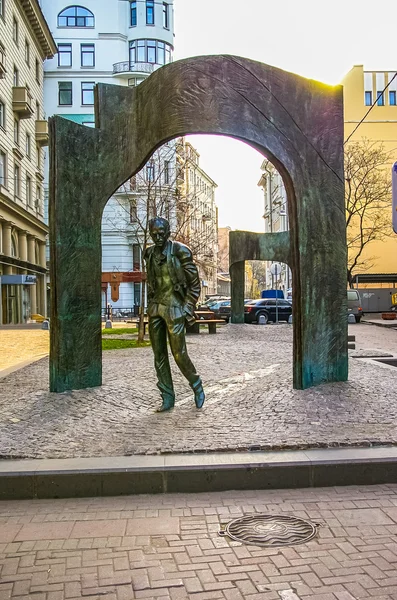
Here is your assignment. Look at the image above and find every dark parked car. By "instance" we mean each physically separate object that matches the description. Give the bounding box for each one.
[210,300,231,320]
[244,299,292,324]
[218,299,253,323]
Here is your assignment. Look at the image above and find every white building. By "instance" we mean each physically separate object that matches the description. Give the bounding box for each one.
[258,159,292,295]
[0,0,56,324]
[41,0,176,313]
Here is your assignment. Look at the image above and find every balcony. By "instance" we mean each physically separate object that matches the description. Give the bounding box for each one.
[12,87,34,119]
[35,120,49,147]
[112,61,156,78]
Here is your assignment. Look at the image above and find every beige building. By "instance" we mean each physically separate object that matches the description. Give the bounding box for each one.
[0,0,56,324]
[258,159,291,294]
[176,140,218,300]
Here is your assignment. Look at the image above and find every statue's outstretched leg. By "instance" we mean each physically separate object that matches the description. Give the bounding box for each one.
[167,316,205,409]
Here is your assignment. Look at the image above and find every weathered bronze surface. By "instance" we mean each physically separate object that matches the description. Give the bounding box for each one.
[144,217,205,411]
[49,54,347,392]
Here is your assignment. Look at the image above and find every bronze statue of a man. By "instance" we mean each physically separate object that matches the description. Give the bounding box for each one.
[144,217,205,412]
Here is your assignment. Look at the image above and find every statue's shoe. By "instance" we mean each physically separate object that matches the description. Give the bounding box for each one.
[156,402,174,412]
[156,393,175,412]
[194,385,205,409]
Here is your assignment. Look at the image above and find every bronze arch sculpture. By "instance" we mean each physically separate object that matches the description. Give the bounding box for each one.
[49,55,348,393]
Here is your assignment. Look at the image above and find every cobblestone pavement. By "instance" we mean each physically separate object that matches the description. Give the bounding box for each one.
[0,324,396,459]
[1,484,397,599]
[0,330,49,373]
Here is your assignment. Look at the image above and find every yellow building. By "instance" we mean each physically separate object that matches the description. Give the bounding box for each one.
[0,0,56,324]
[342,65,397,279]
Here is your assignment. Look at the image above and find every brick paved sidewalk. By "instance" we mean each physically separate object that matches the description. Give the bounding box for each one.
[1,484,397,599]
[0,324,396,458]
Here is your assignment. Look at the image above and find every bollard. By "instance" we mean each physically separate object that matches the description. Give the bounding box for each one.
[258,315,266,325]
[41,319,50,330]
[288,315,293,324]
[105,319,112,329]
[348,313,356,324]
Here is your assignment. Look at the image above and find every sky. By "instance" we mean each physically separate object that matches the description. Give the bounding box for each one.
[171,0,397,232]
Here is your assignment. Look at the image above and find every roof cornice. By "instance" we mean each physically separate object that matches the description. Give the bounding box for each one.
[19,0,57,59]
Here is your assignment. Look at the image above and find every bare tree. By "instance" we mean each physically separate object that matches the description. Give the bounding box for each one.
[345,139,394,287]
[104,140,218,341]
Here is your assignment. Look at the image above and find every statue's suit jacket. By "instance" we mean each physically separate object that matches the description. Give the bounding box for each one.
[144,240,201,317]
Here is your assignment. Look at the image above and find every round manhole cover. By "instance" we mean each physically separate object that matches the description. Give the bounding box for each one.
[219,514,318,547]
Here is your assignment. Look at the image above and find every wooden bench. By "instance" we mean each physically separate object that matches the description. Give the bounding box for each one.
[348,334,355,350]
[127,310,226,335]
[186,309,226,334]
[186,319,226,334]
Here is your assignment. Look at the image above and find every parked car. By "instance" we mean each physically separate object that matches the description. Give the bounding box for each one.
[218,299,252,323]
[210,300,231,319]
[244,299,292,324]
[347,290,363,323]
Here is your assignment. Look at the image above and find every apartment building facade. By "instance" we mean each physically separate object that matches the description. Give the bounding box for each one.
[41,0,176,311]
[42,0,218,311]
[0,0,56,324]
[342,65,397,280]
[258,159,291,294]
[176,140,218,300]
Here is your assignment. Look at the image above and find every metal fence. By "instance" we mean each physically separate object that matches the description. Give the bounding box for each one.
[101,306,141,321]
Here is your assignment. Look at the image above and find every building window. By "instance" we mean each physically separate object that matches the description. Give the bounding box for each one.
[81,44,95,67]
[36,145,41,169]
[130,199,137,222]
[0,100,4,130]
[13,118,19,145]
[57,6,94,27]
[390,91,396,106]
[147,39,156,63]
[0,150,6,186]
[376,91,384,106]
[81,82,94,105]
[13,65,19,86]
[36,101,40,119]
[0,42,5,72]
[14,163,20,197]
[26,174,32,206]
[26,133,31,158]
[25,39,30,66]
[130,1,136,26]
[36,184,41,211]
[164,160,170,184]
[13,16,18,45]
[364,91,372,106]
[58,43,72,67]
[0,0,4,19]
[129,40,172,65]
[58,81,72,105]
[146,0,154,24]
[163,2,169,28]
[35,58,40,83]
[146,160,155,181]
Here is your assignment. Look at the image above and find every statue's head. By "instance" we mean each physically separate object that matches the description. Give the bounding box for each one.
[149,216,171,248]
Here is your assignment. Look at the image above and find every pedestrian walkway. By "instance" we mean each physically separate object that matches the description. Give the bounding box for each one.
[1,484,397,599]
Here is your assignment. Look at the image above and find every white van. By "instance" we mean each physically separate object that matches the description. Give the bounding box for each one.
[347,290,363,323]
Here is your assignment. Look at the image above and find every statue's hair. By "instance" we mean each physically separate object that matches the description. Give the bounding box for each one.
[148,216,170,234]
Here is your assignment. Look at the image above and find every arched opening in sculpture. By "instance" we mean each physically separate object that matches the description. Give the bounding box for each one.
[49,55,348,393]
